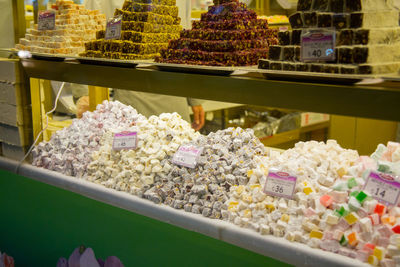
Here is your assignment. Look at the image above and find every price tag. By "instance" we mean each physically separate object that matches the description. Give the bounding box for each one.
[172,145,203,169]
[112,131,137,151]
[363,171,400,205]
[105,16,122,40]
[301,29,336,62]
[263,171,297,199]
[38,10,56,31]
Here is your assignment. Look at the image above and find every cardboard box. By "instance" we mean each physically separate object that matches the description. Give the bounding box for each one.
[0,103,32,127]
[0,123,32,147]
[1,142,27,161]
[0,60,19,83]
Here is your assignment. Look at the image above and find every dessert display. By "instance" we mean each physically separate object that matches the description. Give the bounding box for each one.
[156,0,279,66]
[259,0,400,74]
[81,0,182,60]
[31,100,400,266]
[15,0,106,56]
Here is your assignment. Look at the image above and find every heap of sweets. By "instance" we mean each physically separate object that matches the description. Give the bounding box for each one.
[32,101,145,177]
[82,0,182,60]
[156,0,279,66]
[142,128,268,219]
[15,0,105,55]
[259,0,400,75]
[86,113,200,193]
[223,142,373,254]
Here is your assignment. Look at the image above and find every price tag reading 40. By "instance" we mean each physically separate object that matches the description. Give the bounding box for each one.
[38,10,56,31]
[112,131,137,151]
[363,171,400,205]
[301,29,336,62]
[263,171,297,199]
[105,16,122,40]
[172,145,203,169]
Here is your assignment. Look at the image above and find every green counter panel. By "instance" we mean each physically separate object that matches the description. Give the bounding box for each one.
[0,169,291,266]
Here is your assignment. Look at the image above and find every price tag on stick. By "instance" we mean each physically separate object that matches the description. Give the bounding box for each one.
[301,28,336,62]
[38,10,56,31]
[105,16,122,40]
[263,171,297,199]
[363,171,400,206]
[172,145,203,169]
[113,131,137,151]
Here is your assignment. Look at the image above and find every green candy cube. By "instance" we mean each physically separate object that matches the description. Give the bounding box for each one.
[347,178,358,189]
[356,191,368,203]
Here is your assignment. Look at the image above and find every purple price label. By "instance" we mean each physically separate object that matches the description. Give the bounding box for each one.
[105,16,122,40]
[38,10,56,31]
[363,171,400,205]
[172,145,203,169]
[301,29,336,62]
[263,171,297,199]
[112,131,137,151]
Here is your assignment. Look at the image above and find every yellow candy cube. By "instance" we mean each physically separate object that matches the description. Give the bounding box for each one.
[368,255,379,266]
[281,214,290,223]
[250,184,261,189]
[247,170,254,178]
[373,246,386,260]
[309,230,324,239]
[303,187,313,195]
[242,195,253,203]
[265,204,275,212]
[344,212,359,225]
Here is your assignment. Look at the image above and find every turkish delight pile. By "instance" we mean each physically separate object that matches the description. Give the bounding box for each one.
[16,0,106,55]
[223,140,400,266]
[142,127,268,219]
[82,0,182,60]
[259,0,400,74]
[32,101,145,177]
[156,0,278,66]
[86,112,200,193]
[31,100,400,266]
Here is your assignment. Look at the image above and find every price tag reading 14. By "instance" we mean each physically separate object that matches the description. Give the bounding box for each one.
[301,29,336,62]
[263,171,297,199]
[363,171,400,206]
[172,145,203,169]
[112,131,137,151]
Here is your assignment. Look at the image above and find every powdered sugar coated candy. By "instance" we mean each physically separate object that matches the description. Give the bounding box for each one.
[86,112,200,193]
[142,127,268,219]
[32,101,145,177]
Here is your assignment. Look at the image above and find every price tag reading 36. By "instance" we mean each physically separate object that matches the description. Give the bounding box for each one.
[172,145,203,169]
[112,131,137,151]
[38,10,56,31]
[363,171,400,206]
[105,16,122,40]
[301,29,336,62]
[264,171,297,199]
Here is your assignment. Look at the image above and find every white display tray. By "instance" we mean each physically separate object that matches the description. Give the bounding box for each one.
[0,156,368,267]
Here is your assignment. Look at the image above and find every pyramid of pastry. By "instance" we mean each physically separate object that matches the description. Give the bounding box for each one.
[259,0,400,75]
[15,0,106,56]
[82,0,182,60]
[156,0,278,66]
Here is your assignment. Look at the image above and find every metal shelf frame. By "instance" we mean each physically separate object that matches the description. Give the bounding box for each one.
[20,58,400,122]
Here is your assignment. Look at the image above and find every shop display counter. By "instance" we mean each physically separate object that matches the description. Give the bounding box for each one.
[0,157,367,267]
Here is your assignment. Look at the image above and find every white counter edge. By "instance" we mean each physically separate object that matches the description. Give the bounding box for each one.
[0,156,368,267]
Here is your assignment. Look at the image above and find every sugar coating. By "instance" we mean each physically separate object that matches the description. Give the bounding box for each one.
[142,127,268,218]
[32,100,145,177]
[85,112,199,193]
